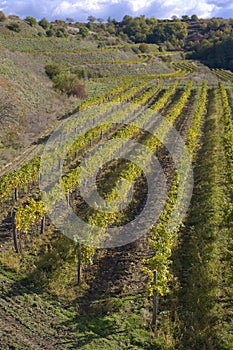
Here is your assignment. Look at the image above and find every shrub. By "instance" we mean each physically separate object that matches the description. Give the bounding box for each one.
[0,11,6,22]
[139,43,150,53]
[54,19,65,27]
[79,26,89,38]
[38,18,50,30]
[97,42,105,49]
[55,27,68,38]
[25,16,37,26]
[8,22,21,32]
[53,72,79,95]
[8,15,20,20]
[45,63,62,79]
[71,84,88,99]
[72,67,87,79]
[37,32,46,37]
[53,72,87,98]
[46,27,56,37]
[132,46,140,54]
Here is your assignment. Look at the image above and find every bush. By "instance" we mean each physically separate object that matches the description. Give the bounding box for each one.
[25,16,37,26]
[132,46,140,54]
[0,11,6,22]
[8,22,21,32]
[55,27,68,38]
[79,26,89,38]
[45,63,62,79]
[38,18,50,30]
[8,15,19,20]
[53,72,87,98]
[55,29,65,38]
[46,28,55,37]
[45,63,87,98]
[72,67,87,79]
[37,32,46,37]
[139,43,150,53]
[53,72,79,95]
[71,84,88,99]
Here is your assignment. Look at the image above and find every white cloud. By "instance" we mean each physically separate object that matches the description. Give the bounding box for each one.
[0,0,232,20]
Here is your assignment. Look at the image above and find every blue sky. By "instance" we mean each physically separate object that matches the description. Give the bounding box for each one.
[0,0,233,21]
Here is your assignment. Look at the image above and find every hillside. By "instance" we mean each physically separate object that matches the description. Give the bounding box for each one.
[0,13,232,350]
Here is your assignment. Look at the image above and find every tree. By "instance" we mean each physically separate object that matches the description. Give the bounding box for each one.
[191,14,199,21]
[107,25,115,34]
[0,11,6,22]
[66,17,74,24]
[182,15,190,22]
[87,15,96,23]
[171,15,179,21]
[121,15,150,43]
[38,18,50,29]
[25,16,37,26]
[55,19,65,26]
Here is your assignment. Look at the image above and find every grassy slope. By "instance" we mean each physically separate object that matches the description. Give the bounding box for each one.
[174,88,233,349]
[0,263,160,350]
[0,47,120,170]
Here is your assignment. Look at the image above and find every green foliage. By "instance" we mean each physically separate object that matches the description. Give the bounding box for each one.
[55,27,68,38]
[44,26,68,38]
[87,15,96,23]
[147,22,188,49]
[45,63,87,96]
[175,87,233,349]
[52,72,79,95]
[189,36,233,71]
[143,81,194,297]
[138,43,150,53]
[25,16,37,26]
[0,10,6,22]
[121,15,150,43]
[181,15,190,21]
[71,67,87,79]
[45,63,62,79]
[191,14,199,21]
[46,28,55,37]
[66,17,74,24]
[79,26,89,38]
[38,17,50,30]
[119,16,188,48]
[8,22,21,32]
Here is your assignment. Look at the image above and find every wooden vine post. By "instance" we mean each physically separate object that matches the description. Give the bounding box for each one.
[77,239,82,286]
[152,269,158,329]
[14,187,18,202]
[40,216,45,235]
[12,208,22,254]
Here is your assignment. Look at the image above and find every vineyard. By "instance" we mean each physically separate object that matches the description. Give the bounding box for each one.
[0,29,232,350]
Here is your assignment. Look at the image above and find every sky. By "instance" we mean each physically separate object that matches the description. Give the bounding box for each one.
[0,0,233,21]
